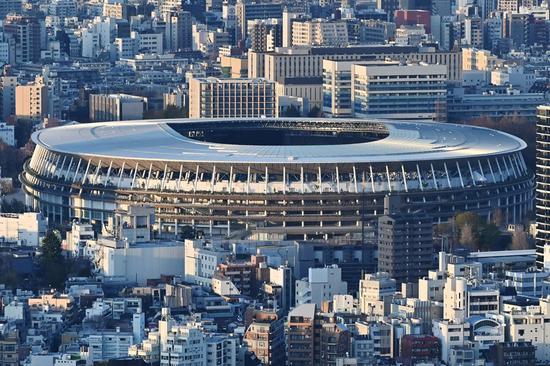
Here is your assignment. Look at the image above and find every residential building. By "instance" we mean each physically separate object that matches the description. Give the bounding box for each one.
[184,239,230,287]
[295,265,348,307]
[487,342,536,366]
[0,123,14,146]
[0,1,22,20]
[504,297,550,363]
[286,304,316,365]
[358,272,396,316]
[292,20,349,47]
[0,76,17,121]
[3,15,41,64]
[322,60,354,117]
[377,200,433,284]
[244,309,285,366]
[88,330,134,363]
[432,319,472,365]
[15,77,48,119]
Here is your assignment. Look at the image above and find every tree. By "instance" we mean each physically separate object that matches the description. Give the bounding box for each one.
[492,208,504,228]
[307,106,322,117]
[281,105,301,117]
[511,230,530,250]
[1,199,26,213]
[40,231,67,289]
[459,223,477,248]
[179,225,196,240]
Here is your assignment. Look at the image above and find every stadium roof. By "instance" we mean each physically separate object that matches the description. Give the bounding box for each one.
[32,118,526,165]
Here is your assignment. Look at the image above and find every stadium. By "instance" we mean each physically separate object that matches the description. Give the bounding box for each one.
[21,118,533,239]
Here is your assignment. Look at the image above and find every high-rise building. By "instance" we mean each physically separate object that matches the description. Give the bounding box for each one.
[322,60,356,118]
[235,2,283,42]
[286,304,316,365]
[358,272,396,316]
[498,0,520,12]
[244,309,286,365]
[536,105,550,270]
[0,75,17,121]
[377,197,434,284]
[295,266,348,307]
[89,93,147,122]
[15,77,48,120]
[3,15,42,64]
[249,19,282,52]
[376,0,400,20]
[352,61,448,120]
[292,20,349,47]
[188,77,275,118]
[163,10,192,52]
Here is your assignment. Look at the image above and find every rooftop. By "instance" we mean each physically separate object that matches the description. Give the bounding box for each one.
[32,118,526,165]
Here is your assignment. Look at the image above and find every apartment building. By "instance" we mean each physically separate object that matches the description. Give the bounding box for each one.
[292,20,349,47]
[15,77,48,119]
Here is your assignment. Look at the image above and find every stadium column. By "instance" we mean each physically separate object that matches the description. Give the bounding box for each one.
[117,162,125,187]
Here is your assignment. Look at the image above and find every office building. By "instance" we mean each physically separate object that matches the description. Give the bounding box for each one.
[250,45,462,83]
[188,77,275,118]
[352,61,447,120]
[89,93,147,122]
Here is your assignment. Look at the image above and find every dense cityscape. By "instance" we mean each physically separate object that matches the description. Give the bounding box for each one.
[0,0,549,365]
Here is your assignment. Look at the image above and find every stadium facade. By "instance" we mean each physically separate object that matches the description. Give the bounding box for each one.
[21,118,533,239]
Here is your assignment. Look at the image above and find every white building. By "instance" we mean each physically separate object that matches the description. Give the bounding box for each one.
[504,297,550,363]
[87,330,134,363]
[184,239,230,287]
[295,265,348,307]
[432,319,472,365]
[443,277,500,321]
[0,212,48,246]
[4,300,26,320]
[95,239,184,285]
[352,61,448,120]
[0,123,15,146]
[65,221,95,257]
[292,19,349,47]
[161,324,206,366]
[358,272,396,317]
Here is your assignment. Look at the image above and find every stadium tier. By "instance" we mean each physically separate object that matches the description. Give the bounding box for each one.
[21,118,533,239]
